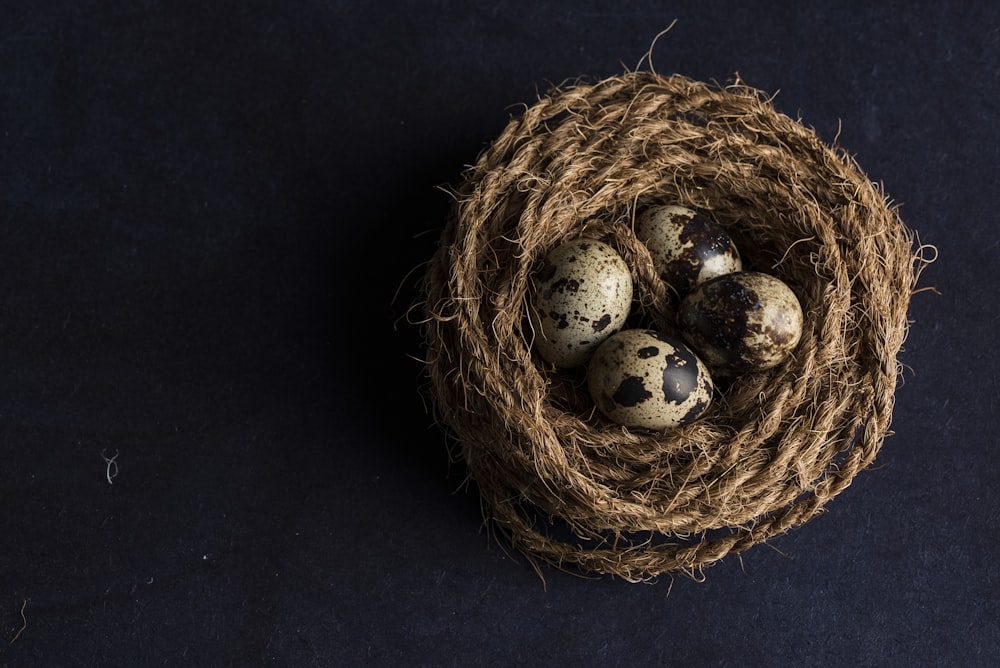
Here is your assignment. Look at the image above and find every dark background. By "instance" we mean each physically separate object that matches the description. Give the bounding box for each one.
[2,1,997,665]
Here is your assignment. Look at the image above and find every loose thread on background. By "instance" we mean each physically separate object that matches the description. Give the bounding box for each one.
[100,448,120,485]
[10,600,27,644]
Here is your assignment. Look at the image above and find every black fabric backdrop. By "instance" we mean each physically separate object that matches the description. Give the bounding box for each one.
[2,1,997,665]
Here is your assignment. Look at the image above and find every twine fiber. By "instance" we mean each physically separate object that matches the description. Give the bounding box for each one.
[420,71,925,581]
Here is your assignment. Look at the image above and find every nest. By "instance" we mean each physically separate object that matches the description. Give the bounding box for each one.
[419,71,928,581]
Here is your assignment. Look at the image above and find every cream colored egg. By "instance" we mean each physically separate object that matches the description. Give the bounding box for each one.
[587,329,714,430]
[636,204,742,299]
[530,239,633,368]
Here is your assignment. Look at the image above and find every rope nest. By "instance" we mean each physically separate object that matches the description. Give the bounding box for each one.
[419,71,927,581]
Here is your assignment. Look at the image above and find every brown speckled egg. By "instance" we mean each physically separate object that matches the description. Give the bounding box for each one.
[678,271,804,375]
[587,329,714,430]
[635,204,742,299]
[530,239,633,368]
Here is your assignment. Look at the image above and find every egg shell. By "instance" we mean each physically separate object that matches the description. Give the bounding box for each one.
[635,204,742,299]
[678,271,804,375]
[530,239,633,368]
[587,329,714,431]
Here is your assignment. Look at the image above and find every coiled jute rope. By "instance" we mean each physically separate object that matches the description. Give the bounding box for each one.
[419,71,930,581]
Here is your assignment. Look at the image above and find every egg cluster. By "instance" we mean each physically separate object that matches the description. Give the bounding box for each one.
[530,204,804,431]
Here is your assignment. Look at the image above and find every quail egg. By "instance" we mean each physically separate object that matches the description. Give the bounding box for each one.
[587,329,714,430]
[678,271,804,375]
[530,239,633,368]
[636,204,742,299]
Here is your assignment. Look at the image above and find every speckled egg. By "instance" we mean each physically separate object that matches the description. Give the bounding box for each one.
[678,271,804,375]
[587,329,714,430]
[530,239,633,367]
[635,204,742,299]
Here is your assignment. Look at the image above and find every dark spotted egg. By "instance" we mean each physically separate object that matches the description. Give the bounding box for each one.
[635,205,742,299]
[587,329,714,430]
[678,271,804,375]
[530,239,633,367]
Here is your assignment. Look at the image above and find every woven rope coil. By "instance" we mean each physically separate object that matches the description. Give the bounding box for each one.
[420,71,926,581]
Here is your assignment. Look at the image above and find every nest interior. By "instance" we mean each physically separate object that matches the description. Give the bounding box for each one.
[419,71,924,582]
